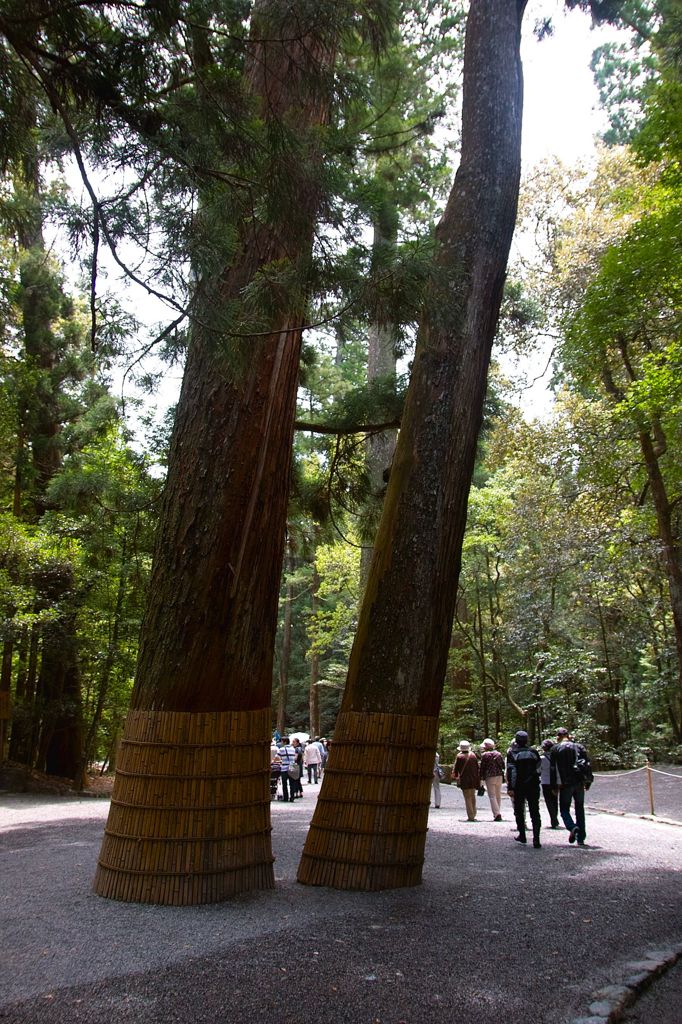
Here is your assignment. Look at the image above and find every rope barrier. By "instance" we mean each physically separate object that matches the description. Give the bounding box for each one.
[649,767,682,779]
[589,762,682,817]
[592,766,682,780]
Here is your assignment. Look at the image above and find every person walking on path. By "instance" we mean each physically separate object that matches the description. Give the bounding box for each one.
[291,738,304,798]
[432,752,443,808]
[277,737,298,803]
[540,739,560,829]
[506,730,542,847]
[452,740,480,821]
[479,738,505,821]
[303,738,322,784]
[550,727,594,846]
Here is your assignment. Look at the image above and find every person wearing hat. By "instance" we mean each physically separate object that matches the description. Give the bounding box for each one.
[540,739,560,828]
[550,727,593,846]
[452,740,480,821]
[506,730,542,847]
[479,738,505,821]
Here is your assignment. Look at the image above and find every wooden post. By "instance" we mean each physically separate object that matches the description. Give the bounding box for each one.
[645,760,655,816]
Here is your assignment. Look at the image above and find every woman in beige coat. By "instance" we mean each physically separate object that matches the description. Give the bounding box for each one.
[452,740,480,821]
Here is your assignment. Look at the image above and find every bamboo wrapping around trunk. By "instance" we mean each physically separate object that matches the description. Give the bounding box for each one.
[297,710,438,890]
[93,708,274,904]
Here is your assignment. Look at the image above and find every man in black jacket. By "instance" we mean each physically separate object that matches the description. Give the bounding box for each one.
[506,730,542,848]
[550,727,594,846]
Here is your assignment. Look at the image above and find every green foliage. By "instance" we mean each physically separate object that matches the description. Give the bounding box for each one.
[307,539,361,659]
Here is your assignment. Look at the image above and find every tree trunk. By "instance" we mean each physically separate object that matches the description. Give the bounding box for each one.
[299,0,527,890]
[35,609,83,781]
[0,637,12,760]
[276,541,295,736]
[95,4,340,905]
[360,220,399,586]
[12,625,41,766]
[13,129,84,776]
[476,587,490,737]
[638,427,682,741]
[79,545,129,784]
[309,564,321,737]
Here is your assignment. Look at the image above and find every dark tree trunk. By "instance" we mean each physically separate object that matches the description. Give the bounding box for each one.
[309,564,321,737]
[17,147,62,514]
[95,3,340,905]
[299,0,527,890]
[0,637,12,760]
[13,133,84,777]
[35,610,83,781]
[79,546,129,784]
[276,541,295,736]
[10,626,41,766]
[638,427,682,741]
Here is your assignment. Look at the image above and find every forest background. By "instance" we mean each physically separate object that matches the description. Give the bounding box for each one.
[0,0,680,785]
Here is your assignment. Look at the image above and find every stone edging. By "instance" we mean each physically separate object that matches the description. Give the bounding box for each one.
[571,944,682,1023]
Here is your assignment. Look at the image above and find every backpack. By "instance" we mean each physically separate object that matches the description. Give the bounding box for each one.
[572,743,592,783]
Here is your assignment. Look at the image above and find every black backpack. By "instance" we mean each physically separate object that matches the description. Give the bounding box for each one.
[572,743,593,784]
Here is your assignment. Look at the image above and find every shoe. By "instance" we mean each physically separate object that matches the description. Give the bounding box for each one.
[577,840,586,847]
[569,827,578,844]
[514,834,527,844]
[551,824,561,830]
[533,838,541,848]
[494,815,502,821]
[467,817,477,822]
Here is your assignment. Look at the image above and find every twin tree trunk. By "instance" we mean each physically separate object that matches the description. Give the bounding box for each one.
[94,6,338,904]
[299,0,528,890]
[96,0,528,902]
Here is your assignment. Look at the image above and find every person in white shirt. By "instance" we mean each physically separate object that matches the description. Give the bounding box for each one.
[303,739,322,784]
[277,737,298,802]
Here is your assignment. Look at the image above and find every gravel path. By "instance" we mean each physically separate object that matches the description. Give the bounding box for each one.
[1,781,681,1024]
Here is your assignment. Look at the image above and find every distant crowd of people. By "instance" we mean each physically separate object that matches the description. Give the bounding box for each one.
[269,727,594,850]
[270,736,329,802]
[434,727,594,848]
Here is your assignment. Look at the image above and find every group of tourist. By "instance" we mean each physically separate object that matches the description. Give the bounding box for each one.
[434,727,594,848]
[270,736,329,802]
[269,727,594,850]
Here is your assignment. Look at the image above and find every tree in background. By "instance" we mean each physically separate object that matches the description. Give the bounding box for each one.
[0,83,123,776]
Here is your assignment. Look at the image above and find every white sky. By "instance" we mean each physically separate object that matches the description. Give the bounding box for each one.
[521,0,612,169]
[503,0,623,418]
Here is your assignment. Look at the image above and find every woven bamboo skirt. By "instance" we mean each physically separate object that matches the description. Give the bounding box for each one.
[297,709,438,890]
[93,707,274,904]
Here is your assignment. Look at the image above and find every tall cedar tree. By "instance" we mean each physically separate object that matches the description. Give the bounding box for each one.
[7,130,85,780]
[94,1,393,905]
[298,0,527,890]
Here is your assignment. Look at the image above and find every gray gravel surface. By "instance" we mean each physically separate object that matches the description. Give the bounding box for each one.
[1,780,681,1024]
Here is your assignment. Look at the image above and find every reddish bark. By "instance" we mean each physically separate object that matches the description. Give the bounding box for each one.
[130,9,338,714]
[300,0,528,890]
[343,0,527,717]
